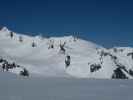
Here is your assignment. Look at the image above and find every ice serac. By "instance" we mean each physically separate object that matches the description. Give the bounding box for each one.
[0,27,133,79]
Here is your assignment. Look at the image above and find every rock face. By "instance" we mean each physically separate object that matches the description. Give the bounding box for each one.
[0,27,133,79]
[0,57,28,77]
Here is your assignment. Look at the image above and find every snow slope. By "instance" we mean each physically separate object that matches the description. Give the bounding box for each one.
[1,72,133,100]
[0,27,133,79]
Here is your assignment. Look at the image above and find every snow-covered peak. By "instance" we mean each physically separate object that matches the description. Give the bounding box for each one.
[0,26,10,32]
[0,27,133,79]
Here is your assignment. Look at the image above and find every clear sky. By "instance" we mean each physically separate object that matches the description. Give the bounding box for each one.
[0,0,133,48]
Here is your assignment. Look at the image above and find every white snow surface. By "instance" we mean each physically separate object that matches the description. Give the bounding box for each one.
[0,27,133,79]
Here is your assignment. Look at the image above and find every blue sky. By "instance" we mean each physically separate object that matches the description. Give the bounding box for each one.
[0,0,133,47]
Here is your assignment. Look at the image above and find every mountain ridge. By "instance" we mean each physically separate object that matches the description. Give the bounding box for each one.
[0,27,133,79]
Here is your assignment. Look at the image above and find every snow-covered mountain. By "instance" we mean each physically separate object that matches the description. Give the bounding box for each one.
[0,27,133,79]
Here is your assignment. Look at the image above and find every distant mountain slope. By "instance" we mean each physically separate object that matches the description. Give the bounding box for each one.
[0,27,133,79]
